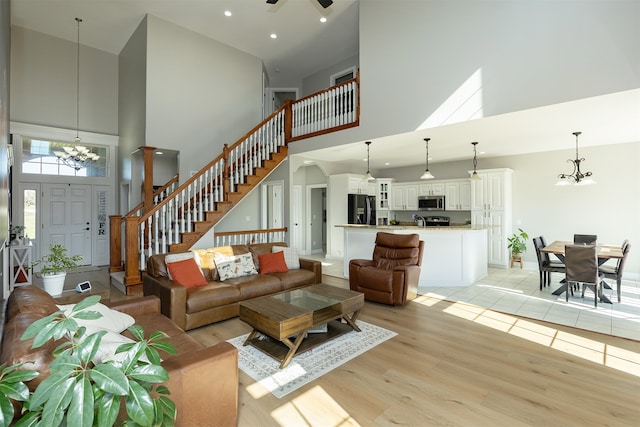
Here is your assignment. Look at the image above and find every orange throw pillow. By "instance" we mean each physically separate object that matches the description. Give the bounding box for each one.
[166,258,208,288]
[258,251,288,274]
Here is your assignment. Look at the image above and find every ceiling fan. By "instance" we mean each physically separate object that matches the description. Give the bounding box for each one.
[266,0,334,9]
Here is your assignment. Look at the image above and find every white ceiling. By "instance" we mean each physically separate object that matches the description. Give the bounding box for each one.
[296,89,640,172]
[10,0,359,86]
[10,1,639,172]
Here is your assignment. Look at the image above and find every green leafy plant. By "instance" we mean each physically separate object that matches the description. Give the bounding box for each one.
[0,363,39,425]
[507,228,529,256]
[0,296,177,427]
[34,243,83,275]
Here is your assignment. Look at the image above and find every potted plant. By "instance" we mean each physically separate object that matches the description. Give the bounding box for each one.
[34,243,83,296]
[507,228,529,267]
[0,295,177,427]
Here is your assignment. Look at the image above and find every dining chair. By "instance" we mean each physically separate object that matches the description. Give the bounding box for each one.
[574,234,597,245]
[565,244,604,307]
[598,240,630,302]
[533,237,565,290]
[540,235,566,268]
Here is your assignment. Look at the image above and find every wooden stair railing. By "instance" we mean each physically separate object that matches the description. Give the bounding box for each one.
[213,228,288,247]
[111,73,359,294]
[109,174,179,274]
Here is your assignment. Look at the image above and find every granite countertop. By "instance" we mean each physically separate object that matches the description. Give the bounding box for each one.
[336,224,487,230]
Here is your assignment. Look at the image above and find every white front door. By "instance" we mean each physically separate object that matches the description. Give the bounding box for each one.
[42,184,92,265]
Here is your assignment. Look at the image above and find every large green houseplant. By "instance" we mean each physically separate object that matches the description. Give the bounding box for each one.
[34,243,83,296]
[0,296,177,427]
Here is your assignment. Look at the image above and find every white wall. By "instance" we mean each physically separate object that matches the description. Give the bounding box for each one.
[301,54,359,97]
[144,15,264,180]
[10,26,118,135]
[118,16,147,192]
[289,0,640,155]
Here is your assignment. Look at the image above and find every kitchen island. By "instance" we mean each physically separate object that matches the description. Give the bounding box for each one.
[338,225,488,290]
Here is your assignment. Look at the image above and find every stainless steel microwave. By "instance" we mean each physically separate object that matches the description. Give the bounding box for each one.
[418,195,445,211]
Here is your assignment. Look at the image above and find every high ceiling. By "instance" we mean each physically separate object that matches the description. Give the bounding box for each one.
[10,1,639,171]
[10,0,359,86]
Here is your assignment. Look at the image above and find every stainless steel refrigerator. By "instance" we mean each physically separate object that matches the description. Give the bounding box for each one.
[347,194,376,225]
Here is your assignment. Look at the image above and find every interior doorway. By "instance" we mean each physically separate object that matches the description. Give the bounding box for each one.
[306,185,327,255]
[268,88,299,115]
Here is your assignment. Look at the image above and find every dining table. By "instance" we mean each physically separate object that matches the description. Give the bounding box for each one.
[540,240,624,304]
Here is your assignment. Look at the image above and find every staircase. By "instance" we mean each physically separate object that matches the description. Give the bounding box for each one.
[110,72,360,294]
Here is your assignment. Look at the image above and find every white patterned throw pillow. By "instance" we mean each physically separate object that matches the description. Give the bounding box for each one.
[272,246,300,270]
[214,253,258,281]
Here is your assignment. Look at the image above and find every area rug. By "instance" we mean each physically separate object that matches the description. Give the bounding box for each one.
[227,320,396,398]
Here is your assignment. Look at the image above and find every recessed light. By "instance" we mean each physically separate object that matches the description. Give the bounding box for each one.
[320,17,327,23]
[224,10,232,17]
[385,162,390,166]
[155,151,164,155]
[270,33,277,39]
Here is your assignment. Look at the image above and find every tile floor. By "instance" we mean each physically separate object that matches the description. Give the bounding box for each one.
[304,254,640,341]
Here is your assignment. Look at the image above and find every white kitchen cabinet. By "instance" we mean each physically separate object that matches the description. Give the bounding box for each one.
[472,210,507,267]
[471,168,513,268]
[444,180,471,211]
[471,171,508,211]
[347,176,375,195]
[376,179,394,211]
[391,183,419,210]
[418,182,445,196]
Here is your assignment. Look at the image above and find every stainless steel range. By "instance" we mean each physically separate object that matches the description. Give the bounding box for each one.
[425,216,450,226]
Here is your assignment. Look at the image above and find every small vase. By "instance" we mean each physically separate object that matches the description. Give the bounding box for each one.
[42,272,66,296]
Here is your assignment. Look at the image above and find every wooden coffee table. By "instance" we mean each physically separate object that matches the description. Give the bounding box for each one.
[239,284,364,368]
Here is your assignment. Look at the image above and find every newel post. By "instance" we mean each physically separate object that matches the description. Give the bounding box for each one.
[109,215,123,272]
[223,144,230,199]
[123,215,141,290]
[141,146,157,214]
[284,99,293,143]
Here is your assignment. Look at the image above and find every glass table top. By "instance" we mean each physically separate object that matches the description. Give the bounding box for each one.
[270,288,340,311]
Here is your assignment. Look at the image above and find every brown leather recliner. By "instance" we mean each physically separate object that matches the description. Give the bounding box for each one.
[349,232,424,306]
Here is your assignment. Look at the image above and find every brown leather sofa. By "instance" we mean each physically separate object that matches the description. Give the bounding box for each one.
[349,232,424,306]
[0,285,238,427]
[143,242,322,331]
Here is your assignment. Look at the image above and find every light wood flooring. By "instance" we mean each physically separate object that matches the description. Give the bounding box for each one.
[187,275,640,426]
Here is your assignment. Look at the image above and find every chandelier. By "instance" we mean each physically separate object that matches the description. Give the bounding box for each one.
[469,142,481,181]
[420,138,434,180]
[53,17,100,171]
[556,131,595,186]
[54,146,100,171]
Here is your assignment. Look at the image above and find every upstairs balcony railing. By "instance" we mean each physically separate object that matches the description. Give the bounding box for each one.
[111,72,359,293]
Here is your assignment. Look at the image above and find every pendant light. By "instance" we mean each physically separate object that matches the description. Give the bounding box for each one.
[420,138,434,180]
[53,17,100,171]
[470,142,481,181]
[364,141,375,182]
[74,17,82,143]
